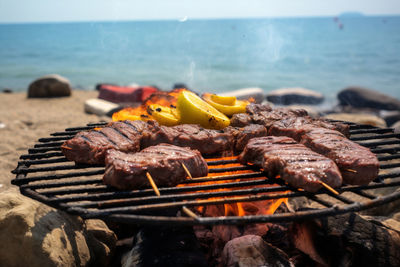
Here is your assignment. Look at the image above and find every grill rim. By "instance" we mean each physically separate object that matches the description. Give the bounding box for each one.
[11,121,400,226]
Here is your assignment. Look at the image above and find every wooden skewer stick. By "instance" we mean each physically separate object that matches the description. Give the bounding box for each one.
[345,169,357,173]
[181,163,193,180]
[146,172,160,196]
[319,181,339,195]
[182,206,199,219]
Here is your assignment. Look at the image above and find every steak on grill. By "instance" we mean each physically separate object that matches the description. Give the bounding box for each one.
[144,122,268,154]
[62,120,269,165]
[300,127,380,185]
[142,121,234,155]
[231,104,350,137]
[267,118,379,185]
[61,120,148,164]
[238,136,343,192]
[103,144,208,190]
[226,124,268,151]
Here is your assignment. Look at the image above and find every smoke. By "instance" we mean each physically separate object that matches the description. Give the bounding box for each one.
[255,23,287,63]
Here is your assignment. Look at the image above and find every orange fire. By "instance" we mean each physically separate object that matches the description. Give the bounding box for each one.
[112,88,187,121]
[179,156,288,218]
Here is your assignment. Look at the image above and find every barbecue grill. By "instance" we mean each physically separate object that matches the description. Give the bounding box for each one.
[11,121,400,226]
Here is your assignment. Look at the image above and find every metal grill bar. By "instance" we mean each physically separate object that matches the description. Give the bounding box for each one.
[20,152,64,160]
[34,141,65,148]
[11,169,104,185]
[71,182,291,209]
[17,157,69,166]
[44,178,278,202]
[28,147,61,153]
[39,136,75,142]
[358,139,400,148]
[350,133,400,141]
[13,163,102,174]
[377,154,400,161]
[51,131,80,136]
[11,121,400,226]
[349,128,394,135]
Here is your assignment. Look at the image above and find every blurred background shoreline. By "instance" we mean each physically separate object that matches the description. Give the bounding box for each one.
[1,15,399,103]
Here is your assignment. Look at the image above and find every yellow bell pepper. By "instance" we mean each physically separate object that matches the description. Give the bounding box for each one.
[202,93,249,116]
[147,104,180,126]
[177,91,230,130]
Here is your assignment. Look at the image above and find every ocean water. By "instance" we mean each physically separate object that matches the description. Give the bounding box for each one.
[1,17,399,103]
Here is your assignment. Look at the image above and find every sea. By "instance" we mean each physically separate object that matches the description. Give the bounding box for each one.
[1,16,399,103]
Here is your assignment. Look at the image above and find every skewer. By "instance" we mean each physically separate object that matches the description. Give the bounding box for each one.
[345,169,357,173]
[145,172,161,196]
[319,181,339,195]
[181,163,193,180]
[182,206,199,219]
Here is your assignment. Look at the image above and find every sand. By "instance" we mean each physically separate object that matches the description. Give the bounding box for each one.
[0,90,110,192]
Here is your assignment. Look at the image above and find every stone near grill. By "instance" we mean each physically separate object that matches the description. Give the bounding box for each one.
[266,87,324,105]
[0,189,117,267]
[323,112,387,128]
[338,86,400,110]
[28,74,72,98]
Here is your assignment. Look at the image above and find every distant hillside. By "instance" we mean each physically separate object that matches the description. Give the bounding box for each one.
[339,12,365,18]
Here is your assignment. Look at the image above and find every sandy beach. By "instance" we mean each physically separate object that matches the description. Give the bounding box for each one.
[0,90,109,192]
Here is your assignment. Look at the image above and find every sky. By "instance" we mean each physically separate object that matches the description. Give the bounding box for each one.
[0,0,400,23]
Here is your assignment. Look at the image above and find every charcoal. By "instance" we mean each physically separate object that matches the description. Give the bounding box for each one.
[291,212,400,267]
[121,226,208,267]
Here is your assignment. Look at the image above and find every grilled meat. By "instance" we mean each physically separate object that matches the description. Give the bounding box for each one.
[225,124,268,152]
[231,104,350,137]
[268,118,379,185]
[62,120,269,164]
[301,127,380,185]
[103,144,208,190]
[61,120,148,164]
[142,121,234,155]
[238,136,343,192]
[268,117,345,141]
[230,113,253,127]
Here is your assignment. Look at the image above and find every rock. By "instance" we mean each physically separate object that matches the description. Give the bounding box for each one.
[338,86,400,110]
[266,87,324,105]
[84,98,120,116]
[323,113,387,127]
[2,88,12,93]
[0,189,117,267]
[28,74,72,98]
[85,219,118,266]
[380,110,400,127]
[221,235,293,267]
[392,121,400,133]
[219,87,265,104]
[173,83,189,90]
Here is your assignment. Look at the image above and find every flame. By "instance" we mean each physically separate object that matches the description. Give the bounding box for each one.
[112,88,187,121]
[179,156,288,218]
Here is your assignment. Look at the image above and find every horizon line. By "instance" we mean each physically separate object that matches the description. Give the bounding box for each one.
[0,13,399,25]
